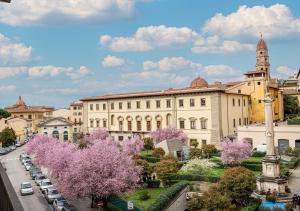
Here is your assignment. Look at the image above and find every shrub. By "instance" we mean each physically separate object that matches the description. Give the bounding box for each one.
[180,158,216,174]
[219,167,256,206]
[170,174,220,183]
[144,137,154,152]
[146,180,160,188]
[134,159,152,176]
[190,139,199,148]
[252,151,266,157]
[141,156,160,163]
[147,181,189,211]
[161,154,177,162]
[202,144,217,158]
[287,117,300,125]
[286,147,300,157]
[139,190,150,201]
[287,157,300,169]
[189,148,202,159]
[152,147,165,158]
[187,193,205,211]
[155,159,178,186]
[107,202,123,211]
[280,166,290,177]
[241,162,262,171]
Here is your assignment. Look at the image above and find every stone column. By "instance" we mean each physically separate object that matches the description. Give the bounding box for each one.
[264,95,276,156]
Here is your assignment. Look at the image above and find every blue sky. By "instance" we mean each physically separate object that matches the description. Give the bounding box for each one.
[0,0,300,108]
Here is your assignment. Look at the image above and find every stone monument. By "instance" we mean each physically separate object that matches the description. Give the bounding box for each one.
[256,93,289,195]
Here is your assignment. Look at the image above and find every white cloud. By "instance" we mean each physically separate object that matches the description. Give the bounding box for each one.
[0,0,138,26]
[143,57,202,72]
[0,65,90,80]
[202,65,237,76]
[0,33,32,65]
[192,35,255,54]
[102,55,125,67]
[203,4,300,39]
[100,25,200,52]
[0,67,27,79]
[37,88,78,95]
[276,66,298,76]
[0,85,16,92]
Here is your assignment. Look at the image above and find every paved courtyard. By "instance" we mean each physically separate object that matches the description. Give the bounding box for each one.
[289,163,300,194]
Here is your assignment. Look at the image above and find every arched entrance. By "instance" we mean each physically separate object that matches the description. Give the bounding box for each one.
[63,131,69,141]
[52,130,59,139]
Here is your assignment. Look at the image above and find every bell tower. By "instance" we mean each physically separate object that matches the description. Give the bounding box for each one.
[256,35,270,80]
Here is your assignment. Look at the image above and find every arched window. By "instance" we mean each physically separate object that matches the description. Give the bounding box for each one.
[166,113,172,127]
[43,132,48,135]
[63,131,68,141]
[52,130,59,139]
[111,115,115,126]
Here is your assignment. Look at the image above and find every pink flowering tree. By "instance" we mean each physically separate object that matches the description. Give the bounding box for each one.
[82,128,109,146]
[26,134,142,208]
[121,135,144,155]
[221,138,252,166]
[150,127,188,145]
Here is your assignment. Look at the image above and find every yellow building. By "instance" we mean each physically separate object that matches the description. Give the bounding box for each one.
[0,117,30,141]
[226,37,284,123]
[5,96,54,135]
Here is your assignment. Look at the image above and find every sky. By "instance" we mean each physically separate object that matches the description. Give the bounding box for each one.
[0,0,300,108]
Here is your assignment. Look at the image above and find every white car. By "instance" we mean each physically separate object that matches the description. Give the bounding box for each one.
[35,174,47,186]
[20,182,34,196]
[40,179,53,193]
[16,142,22,147]
[45,187,61,203]
[24,163,33,171]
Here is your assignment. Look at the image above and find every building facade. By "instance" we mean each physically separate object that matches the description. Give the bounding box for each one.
[279,70,300,107]
[69,101,83,134]
[81,84,249,148]
[5,96,54,135]
[38,117,73,142]
[0,117,30,141]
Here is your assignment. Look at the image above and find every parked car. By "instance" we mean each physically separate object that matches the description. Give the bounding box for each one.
[22,157,31,165]
[16,142,22,147]
[61,203,77,211]
[20,182,34,196]
[45,187,61,203]
[0,149,7,156]
[9,145,16,151]
[53,197,67,211]
[3,147,12,153]
[40,179,53,193]
[35,174,47,186]
[24,162,34,171]
[30,168,41,179]
[19,153,28,160]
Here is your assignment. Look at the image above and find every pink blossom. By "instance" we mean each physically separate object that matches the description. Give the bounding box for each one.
[150,127,188,145]
[121,135,144,155]
[83,128,109,145]
[221,138,252,166]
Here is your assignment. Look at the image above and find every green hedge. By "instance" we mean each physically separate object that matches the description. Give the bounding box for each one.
[241,163,262,171]
[170,174,220,183]
[146,181,189,211]
[287,157,300,169]
[107,202,123,211]
[141,156,160,163]
[287,117,300,125]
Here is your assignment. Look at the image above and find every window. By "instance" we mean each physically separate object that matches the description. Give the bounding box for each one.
[127,102,131,109]
[74,128,77,133]
[28,115,32,120]
[258,100,262,103]
[147,121,151,131]
[128,121,132,131]
[73,106,77,110]
[119,121,123,131]
[118,136,124,141]
[137,121,142,131]
[96,104,99,111]
[103,120,107,128]
[238,89,241,94]
[156,121,161,129]
[201,98,206,106]
[111,102,114,110]
[239,118,241,126]
[190,120,196,129]
[232,98,235,106]
[166,114,172,127]
[52,131,59,139]
[111,115,114,125]
[179,120,185,129]
[257,82,261,85]
[179,99,184,107]
[90,104,93,111]
[156,100,161,108]
[201,119,207,129]
[166,99,171,108]
[63,131,68,141]
[233,119,236,127]
[73,112,77,116]
[103,104,106,110]
[136,101,141,109]
[202,140,207,146]
[90,119,94,128]
[146,101,150,109]
[190,99,195,107]
[243,99,246,106]
[119,102,123,110]
[78,112,82,116]
[244,118,247,125]
[20,115,24,118]
[96,120,100,127]
[238,99,241,107]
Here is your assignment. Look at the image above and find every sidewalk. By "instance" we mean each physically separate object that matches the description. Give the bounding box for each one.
[289,163,300,194]
[70,198,104,211]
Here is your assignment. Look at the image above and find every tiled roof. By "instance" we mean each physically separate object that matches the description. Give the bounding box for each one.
[283,89,300,95]
[5,105,54,113]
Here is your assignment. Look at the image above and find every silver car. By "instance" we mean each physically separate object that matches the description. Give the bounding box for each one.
[45,187,61,203]
[35,174,47,186]
[40,179,53,193]
[20,182,34,196]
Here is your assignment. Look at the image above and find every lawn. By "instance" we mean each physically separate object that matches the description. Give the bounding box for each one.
[122,188,166,210]
[208,167,261,177]
[246,156,263,163]
[140,150,153,156]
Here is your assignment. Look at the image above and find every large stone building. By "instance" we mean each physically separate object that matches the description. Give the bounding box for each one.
[5,96,54,135]
[279,70,300,107]
[80,38,284,148]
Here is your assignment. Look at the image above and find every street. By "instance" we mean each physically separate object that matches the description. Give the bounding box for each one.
[0,145,51,211]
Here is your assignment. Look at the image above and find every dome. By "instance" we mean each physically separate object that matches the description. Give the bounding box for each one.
[15,96,26,107]
[190,77,208,88]
[257,38,268,50]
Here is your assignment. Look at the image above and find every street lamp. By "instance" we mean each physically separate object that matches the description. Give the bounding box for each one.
[0,0,11,2]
